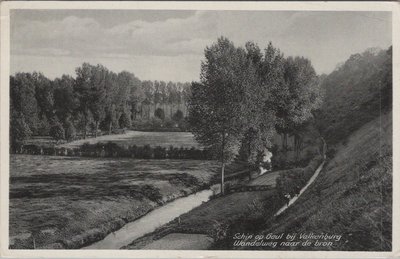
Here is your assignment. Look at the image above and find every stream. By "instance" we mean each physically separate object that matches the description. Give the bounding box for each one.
[82,188,215,249]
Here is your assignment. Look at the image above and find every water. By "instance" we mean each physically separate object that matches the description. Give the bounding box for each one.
[82,189,214,249]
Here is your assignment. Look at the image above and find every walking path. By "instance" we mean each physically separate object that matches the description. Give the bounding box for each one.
[274,137,327,216]
[274,160,326,216]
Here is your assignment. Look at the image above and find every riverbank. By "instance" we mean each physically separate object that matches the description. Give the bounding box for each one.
[124,171,284,249]
[83,189,215,249]
[9,155,219,249]
[124,154,325,250]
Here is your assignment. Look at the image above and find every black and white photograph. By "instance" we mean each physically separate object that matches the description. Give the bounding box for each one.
[0,1,398,257]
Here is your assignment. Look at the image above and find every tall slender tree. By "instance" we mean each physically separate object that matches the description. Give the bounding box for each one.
[189,37,256,194]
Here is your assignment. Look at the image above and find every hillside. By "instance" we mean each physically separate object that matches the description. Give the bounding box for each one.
[316,47,392,146]
[259,111,392,251]
[210,46,392,251]
[249,47,392,251]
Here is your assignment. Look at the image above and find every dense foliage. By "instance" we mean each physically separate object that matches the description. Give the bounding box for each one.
[315,47,392,145]
[188,37,322,193]
[10,64,191,149]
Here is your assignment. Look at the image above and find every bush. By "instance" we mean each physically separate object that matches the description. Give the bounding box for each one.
[49,121,65,141]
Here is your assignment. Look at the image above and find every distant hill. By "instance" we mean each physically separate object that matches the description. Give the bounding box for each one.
[316,46,392,146]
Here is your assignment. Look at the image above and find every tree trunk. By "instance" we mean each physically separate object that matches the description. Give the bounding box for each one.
[95,121,99,138]
[83,114,87,139]
[221,162,225,195]
[221,131,226,195]
[284,133,288,150]
[108,121,112,135]
[148,105,151,119]
[294,135,298,161]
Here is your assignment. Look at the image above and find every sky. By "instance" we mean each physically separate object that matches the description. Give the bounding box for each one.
[10,10,392,82]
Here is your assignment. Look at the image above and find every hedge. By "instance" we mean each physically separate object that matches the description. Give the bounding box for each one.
[13,142,214,160]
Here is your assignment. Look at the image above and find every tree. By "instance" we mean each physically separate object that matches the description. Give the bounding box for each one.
[89,65,108,137]
[64,119,76,142]
[10,73,41,134]
[237,41,280,163]
[154,108,165,121]
[315,46,391,145]
[74,63,107,138]
[102,104,118,134]
[49,119,65,141]
[10,112,32,151]
[142,81,154,119]
[153,81,162,111]
[129,76,145,121]
[119,111,131,129]
[189,37,254,194]
[33,72,54,120]
[278,56,321,154]
[167,81,177,117]
[53,75,76,123]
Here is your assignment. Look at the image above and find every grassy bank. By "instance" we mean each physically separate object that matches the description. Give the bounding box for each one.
[259,112,392,251]
[124,170,287,249]
[213,112,392,251]
[9,155,219,249]
[124,189,283,249]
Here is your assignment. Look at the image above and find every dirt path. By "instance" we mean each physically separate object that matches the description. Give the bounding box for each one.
[274,156,326,216]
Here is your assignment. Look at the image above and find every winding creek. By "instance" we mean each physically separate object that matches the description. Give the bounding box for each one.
[82,189,214,249]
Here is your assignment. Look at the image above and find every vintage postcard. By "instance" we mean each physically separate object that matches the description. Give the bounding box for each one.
[0,1,399,258]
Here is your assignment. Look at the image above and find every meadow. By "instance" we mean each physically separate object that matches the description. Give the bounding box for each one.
[9,155,219,249]
[58,130,200,149]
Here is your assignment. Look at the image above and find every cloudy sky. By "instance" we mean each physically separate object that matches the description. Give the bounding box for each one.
[11,10,391,82]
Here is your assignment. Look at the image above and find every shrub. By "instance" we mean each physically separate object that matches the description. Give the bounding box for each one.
[49,121,65,141]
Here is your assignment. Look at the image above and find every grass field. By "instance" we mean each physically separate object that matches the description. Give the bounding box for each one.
[58,131,200,149]
[9,155,219,249]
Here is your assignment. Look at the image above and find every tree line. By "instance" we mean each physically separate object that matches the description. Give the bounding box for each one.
[188,37,323,194]
[315,46,392,146]
[10,64,191,148]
